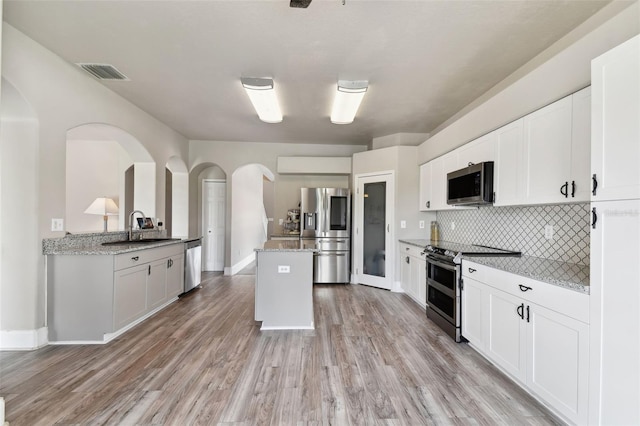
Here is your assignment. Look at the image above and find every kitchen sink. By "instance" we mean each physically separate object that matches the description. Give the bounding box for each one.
[101,238,182,246]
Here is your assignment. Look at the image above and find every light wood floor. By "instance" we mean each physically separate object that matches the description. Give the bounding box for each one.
[0,273,561,425]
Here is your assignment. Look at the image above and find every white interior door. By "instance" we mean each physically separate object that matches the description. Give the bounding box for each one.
[355,172,394,290]
[203,180,226,271]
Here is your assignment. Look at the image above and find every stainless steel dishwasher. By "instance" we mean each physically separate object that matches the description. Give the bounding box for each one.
[184,238,202,293]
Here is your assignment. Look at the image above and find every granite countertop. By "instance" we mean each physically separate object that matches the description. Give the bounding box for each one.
[463,255,590,294]
[44,239,185,255]
[398,238,589,294]
[399,239,431,248]
[42,231,203,255]
[255,240,318,252]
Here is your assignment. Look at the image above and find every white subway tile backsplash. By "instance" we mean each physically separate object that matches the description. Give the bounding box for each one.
[436,203,590,265]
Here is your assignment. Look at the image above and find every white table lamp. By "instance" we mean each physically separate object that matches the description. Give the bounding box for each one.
[84,197,119,232]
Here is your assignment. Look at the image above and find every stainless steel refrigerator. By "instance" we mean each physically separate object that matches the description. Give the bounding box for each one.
[300,188,351,283]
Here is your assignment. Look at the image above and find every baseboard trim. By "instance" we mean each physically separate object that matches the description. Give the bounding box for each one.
[260,324,314,331]
[391,280,404,293]
[0,327,48,351]
[227,253,255,276]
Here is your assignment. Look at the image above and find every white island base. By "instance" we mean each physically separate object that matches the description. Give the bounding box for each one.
[254,241,316,330]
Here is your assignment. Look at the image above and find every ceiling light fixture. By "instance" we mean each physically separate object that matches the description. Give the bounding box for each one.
[241,77,283,123]
[330,80,368,124]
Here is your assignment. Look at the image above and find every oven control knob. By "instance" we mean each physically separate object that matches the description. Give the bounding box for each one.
[445,250,452,257]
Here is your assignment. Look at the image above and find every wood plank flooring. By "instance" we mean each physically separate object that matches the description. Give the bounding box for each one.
[0,273,561,425]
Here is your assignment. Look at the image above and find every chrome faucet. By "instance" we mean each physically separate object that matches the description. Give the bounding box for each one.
[129,210,147,241]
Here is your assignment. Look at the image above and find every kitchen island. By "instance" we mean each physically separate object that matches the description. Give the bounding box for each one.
[254,240,317,330]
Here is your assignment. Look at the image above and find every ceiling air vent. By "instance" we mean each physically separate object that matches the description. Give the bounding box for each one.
[76,63,129,81]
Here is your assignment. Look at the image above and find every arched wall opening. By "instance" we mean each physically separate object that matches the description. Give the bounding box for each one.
[189,162,227,272]
[165,156,189,237]
[65,123,155,233]
[230,164,275,275]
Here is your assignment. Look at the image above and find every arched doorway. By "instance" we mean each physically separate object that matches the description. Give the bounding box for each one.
[66,123,155,233]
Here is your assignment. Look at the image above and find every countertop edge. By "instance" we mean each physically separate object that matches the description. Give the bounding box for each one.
[44,239,185,256]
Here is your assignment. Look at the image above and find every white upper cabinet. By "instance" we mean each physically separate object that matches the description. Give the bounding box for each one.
[457,131,497,168]
[418,162,431,211]
[419,153,454,211]
[591,35,640,202]
[523,95,573,204]
[494,119,525,206]
[570,87,592,202]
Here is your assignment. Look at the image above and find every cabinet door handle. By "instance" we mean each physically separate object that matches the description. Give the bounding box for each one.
[518,284,532,292]
[516,303,524,320]
[148,265,151,275]
[405,247,410,251]
[405,256,410,264]
[468,268,476,273]
[131,256,139,261]
[167,259,173,268]
[526,305,530,323]
[560,182,568,198]
[571,180,575,198]
[592,174,598,196]
[426,201,430,208]
[592,207,598,229]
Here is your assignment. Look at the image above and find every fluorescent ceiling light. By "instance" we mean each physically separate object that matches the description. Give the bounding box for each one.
[330,80,368,124]
[241,77,283,123]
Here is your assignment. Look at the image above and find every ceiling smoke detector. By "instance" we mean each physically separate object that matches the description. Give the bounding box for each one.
[290,0,312,8]
[76,63,129,81]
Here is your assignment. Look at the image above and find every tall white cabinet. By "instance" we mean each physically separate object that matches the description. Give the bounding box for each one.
[589,34,640,425]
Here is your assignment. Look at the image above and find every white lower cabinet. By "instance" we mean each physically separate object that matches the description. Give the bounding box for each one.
[48,243,185,342]
[399,243,426,306]
[462,262,589,425]
[114,264,148,331]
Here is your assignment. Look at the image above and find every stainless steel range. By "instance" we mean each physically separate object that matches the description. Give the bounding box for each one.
[425,241,521,342]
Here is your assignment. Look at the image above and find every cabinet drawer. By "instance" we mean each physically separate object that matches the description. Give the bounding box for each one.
[114,243,183,271]
[486,268,589,323]
[400,243,426,259]
[461,260,487,282]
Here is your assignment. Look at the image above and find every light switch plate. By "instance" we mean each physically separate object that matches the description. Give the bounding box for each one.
[400,220,406,229]
[51,218,64,231]
[544,225,554,240]
[419,220,425,229]
[278,265,290,273]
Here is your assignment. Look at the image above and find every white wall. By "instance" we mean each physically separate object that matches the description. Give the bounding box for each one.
[1,24,188,345]
[0,79,41,337]
[418,1,640,163]
[66,139,131,233]
[231,164,270,270]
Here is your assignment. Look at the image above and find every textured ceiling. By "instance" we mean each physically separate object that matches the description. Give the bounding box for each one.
[4,0,612,145]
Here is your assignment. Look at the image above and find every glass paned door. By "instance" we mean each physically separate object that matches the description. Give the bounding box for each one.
[355,172,394,290]
[363,182,386,277]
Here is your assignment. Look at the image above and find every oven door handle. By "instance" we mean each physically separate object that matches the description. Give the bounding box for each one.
[426,256,457,272]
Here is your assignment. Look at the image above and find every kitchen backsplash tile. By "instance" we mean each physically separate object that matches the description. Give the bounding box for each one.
[436,203,590,265]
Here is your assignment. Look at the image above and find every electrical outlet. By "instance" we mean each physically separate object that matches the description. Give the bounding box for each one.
[400,220,406,229]
[51,218,64,231]
[419,220,425,229]
[544,225,554,240]
[278,265,290,273]
[279,218,284,225]
[451,221,456,230]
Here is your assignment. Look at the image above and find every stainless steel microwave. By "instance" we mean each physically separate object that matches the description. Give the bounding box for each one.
[447,161,494,206]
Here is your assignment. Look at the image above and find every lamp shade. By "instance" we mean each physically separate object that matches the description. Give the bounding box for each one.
[84,197,119,215]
